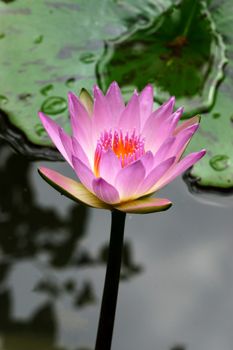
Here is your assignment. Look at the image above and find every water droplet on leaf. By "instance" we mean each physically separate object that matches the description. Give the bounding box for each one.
[40,84,54,96]
[18,93,32,101]
[41,96,67,115]
[79,52,95,64]
[0,95,8,105]
[137,16,148,26]
[34,35,43,44]
[212,112,220,119]
[209,154,230,171]
[35,124,46,137]
[65,77,76,88]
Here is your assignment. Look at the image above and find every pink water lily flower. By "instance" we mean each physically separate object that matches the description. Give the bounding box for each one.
[38,82,205,214]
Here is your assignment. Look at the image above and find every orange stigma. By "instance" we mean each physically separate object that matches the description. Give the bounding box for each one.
[94,129,145,176]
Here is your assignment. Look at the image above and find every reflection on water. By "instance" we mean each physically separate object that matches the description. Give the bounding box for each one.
[0,111,63,161]
[0,140,141,350]
[183,171,233,208]
[0,294,61,350]
[1,140,233,350]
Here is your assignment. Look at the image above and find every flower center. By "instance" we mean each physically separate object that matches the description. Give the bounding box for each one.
[94,129,145,176]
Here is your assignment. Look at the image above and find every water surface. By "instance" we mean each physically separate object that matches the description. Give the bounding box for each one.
[0,140,233,350]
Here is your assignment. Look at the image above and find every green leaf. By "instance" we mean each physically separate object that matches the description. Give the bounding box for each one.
[1,0,233,189]
[0,0,172,146]
[97,0,227,116]
[185,0,233,188]
[98,0,233,189]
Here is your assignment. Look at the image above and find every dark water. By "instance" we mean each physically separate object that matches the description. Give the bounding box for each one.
[1,139,233,350]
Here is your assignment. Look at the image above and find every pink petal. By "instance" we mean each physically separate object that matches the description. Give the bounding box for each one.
[115,197,172,214]
[142,118,164,153]
[72,137,91,168]
[137,157,175,196]
[169,124,199,160]
[118,92,140,134]
[98,149,121,185]
[59,128,73,166]
[151,96,175,120]
[150,149,206,193]
[155,107,184,148]
[72,156,95,193]
[139,84,154,128]
[174,115,200,135]
[38,167,111,209]
[142,97,176,152]
[115,160,146,200]
[68,92,92,151]
[106,81,125,122]
[153,137,176,167]
[169,107,184,128]
[38,112,71,165]
[140,151,154,175]
[92,178,120,204]
[92,85,112,140]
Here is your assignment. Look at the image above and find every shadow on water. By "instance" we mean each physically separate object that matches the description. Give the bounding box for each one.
[0,294,62,350]
[0,140,142,349]
[0,140,88,266]
[0,111,62,161]
[182,171,233,208]
[0,140,89,349]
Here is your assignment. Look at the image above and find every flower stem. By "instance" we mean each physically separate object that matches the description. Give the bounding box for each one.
[95,210,126,350]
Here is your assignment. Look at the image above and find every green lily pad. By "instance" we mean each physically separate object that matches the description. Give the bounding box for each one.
[97,0,233,189]
[0,0,173,146]
[185,0,233,188]
[97,0,227,116]
[1,0,233,190]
